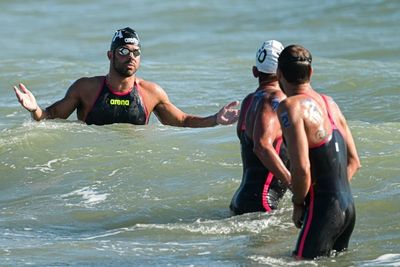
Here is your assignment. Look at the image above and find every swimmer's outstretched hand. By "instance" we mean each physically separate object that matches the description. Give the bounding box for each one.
[292,204,305,229]
[216,101,240,125]
[13,83,38,112]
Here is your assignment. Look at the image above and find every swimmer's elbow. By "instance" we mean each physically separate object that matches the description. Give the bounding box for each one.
[355,159,362,171]
[349,156,361,171]
[253,142,273,160]
[347,157,361,181]
[252,144,263,158]
[291,165,310,180]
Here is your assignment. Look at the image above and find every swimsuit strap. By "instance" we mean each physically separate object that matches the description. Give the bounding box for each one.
[134,80,150,123]
[240,94,255,131]
[320,94,337,129]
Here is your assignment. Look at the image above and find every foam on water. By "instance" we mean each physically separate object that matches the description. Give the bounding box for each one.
[61,186,110,207]
[131,213,291,235]
[360,254,400,267]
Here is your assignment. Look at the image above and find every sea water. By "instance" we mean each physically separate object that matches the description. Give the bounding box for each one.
[0,0,399,266]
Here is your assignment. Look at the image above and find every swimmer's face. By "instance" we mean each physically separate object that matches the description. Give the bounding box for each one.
[109,44,141,77]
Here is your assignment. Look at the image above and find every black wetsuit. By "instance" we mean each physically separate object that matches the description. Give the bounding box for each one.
[85,78,148,125]
[230,93,289,215]
[294,94,356,259]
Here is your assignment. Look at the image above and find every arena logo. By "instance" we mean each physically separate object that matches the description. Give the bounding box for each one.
[110,99,130,106]
[124,37,139,45]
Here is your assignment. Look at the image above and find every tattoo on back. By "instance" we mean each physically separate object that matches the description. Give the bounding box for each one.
[316,129,328,140]
[271,97,280,112]
[280,112,291,128]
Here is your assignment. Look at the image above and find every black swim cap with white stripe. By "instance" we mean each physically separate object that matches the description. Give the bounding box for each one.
[110,27,141,51]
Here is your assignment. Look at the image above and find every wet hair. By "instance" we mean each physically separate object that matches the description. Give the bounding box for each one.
[278,45,312,84]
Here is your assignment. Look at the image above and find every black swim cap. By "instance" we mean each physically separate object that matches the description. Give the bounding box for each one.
[110,27,140,51]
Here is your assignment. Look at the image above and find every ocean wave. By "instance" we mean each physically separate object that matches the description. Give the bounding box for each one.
[248,255,317,267]
[128,212,292,236]
[360,254,400,266]
[61,186,110,207]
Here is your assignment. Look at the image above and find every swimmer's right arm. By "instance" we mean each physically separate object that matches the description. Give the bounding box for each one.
[278,101,311,201]
[278,101,310,228]
[14,82,80,121]
[14,83,46,121]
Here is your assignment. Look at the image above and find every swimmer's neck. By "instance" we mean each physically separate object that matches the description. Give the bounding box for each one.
[106,73,136,93]
[286,83,313,97]
[257,80,279,92]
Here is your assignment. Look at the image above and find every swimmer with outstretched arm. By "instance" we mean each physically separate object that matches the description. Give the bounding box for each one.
[14,27,239,127]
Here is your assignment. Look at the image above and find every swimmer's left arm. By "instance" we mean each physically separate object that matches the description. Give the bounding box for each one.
[253,97,291,187]
[153,86,239,127]
[333,101,361,181]
[169,101,239,127]
[345,125,361,181]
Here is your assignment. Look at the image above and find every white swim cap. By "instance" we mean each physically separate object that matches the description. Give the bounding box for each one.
[255,40,284,74]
